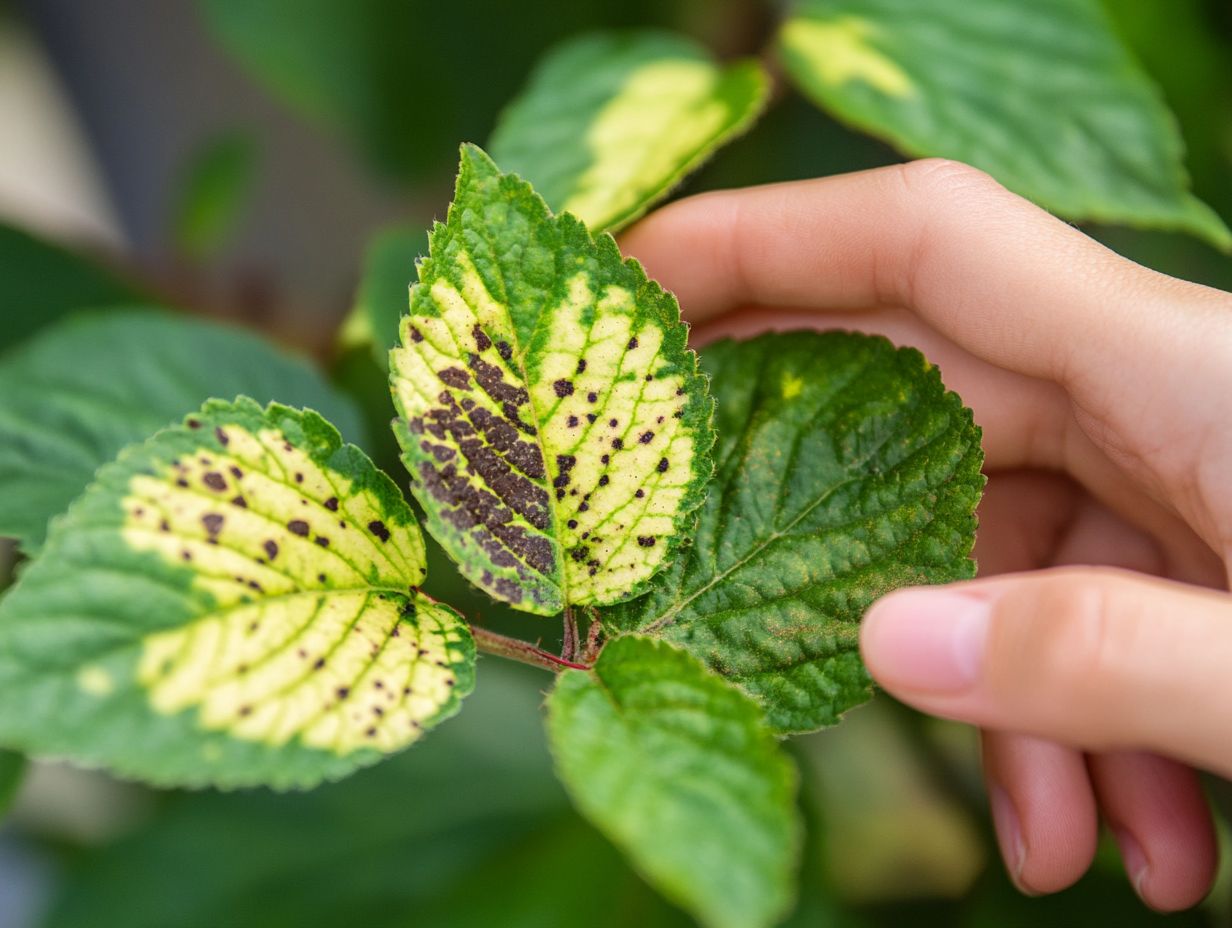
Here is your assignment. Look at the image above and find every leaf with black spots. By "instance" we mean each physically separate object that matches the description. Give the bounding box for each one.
[0,398,474,789]
[390,145,713,615]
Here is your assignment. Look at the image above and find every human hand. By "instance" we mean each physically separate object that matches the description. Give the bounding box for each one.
[621,160,1232,911]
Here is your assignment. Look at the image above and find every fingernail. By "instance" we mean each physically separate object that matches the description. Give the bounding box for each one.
[1114,827,1150,899]
[861,588,991,692]
[989,784,1030,892]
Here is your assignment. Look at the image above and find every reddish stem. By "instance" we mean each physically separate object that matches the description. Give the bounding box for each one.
[470,624,591,672]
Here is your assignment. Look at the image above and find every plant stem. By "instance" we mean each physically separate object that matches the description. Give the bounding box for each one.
[561,605,578,663]
[469,624,591,672]
[580,611,604,664]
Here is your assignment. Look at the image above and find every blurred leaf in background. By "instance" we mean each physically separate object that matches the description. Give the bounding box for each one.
[0,751,24,817]
[171,130,258,260]
[0,222,142,354]
[340,223,424,367]
[40,661,693,928]
[0,310,362,554]
[778,0,1231,249]
[195,0,705,186]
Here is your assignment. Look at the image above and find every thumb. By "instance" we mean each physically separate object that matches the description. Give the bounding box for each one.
[861,567,1232,777]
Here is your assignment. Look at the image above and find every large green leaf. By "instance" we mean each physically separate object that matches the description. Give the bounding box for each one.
[0,222,141,354]
[778,0,1231,249]
[0,309,362,555]
[390,146,713,615]
[604,332,983,734]
[489,31,768,233]
[547,635,800,928]
[0,398,474,789]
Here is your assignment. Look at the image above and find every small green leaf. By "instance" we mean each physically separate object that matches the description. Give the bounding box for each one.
[604,332,983,733]
[390,146,713,615]
[0,222,141,353]
[489,31,769,233]
[340,224,425,368]
[778,0,1231,249]
[173,131,258,259]
[0,749,24,814]
[0,309,362,556]
[0,398,474,789]
[547,635,800,928]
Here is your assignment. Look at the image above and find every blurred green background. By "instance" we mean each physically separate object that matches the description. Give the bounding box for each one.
[0,0,1230,925]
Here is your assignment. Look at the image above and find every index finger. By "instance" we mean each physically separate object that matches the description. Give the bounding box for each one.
[620,160,1227,391]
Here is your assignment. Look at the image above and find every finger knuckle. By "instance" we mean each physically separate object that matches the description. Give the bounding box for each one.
[893,158,1004,203]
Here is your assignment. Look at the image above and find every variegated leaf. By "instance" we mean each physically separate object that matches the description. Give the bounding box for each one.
[0,398,474,789]
[390,145,714,615]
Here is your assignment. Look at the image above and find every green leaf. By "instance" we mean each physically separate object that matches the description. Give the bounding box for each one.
[340,224,425,368]
[547,635,800,928]
[0,309,363,556]
[0,222,141,353]
[604,332,983,734]
[0,398,474,789]
[0,749,24,814]
[390,146,714,615]
[172,131,259,259]
[778,0,1232,249]
[489,31,769,233]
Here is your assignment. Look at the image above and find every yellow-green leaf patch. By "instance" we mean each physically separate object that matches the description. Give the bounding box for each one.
[390,146,713,615]
[0,398,474,789]
[489,31,768,233]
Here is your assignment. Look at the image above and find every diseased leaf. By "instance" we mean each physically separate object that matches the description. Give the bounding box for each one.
[778,0,1232,249]
[390,146,713,615]
[604,332,983,733]
[0,221,141,353]
[0,398,474,789]
[0,309,362,556]
[489,31,768,233]
[547,635,800,928]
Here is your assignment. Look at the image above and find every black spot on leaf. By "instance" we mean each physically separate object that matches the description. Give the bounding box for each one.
[369,520,390,542]
[214,427,229,446]
[553,379,574,397]
[637,536,657,547]
[263,540,279,560]
[639,431,654,444]
[324,497,339,511]
[288,520,310,536]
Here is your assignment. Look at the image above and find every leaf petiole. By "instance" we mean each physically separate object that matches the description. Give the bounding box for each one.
[469,624,591,673]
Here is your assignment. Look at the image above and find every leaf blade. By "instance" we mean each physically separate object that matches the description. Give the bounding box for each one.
[0,309,363,555]
[604,332,983,733]
[547,635,800,928]
[490,30,769,233]
[390,146,713,614]
[778,0,1231,249]
[0,398,473,789]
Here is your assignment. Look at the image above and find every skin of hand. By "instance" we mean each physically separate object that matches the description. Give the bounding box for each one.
[620,159,1232,912]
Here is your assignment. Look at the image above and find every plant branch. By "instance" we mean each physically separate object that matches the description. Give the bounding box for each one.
[470,624,591,672]
[561,605,579,663]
